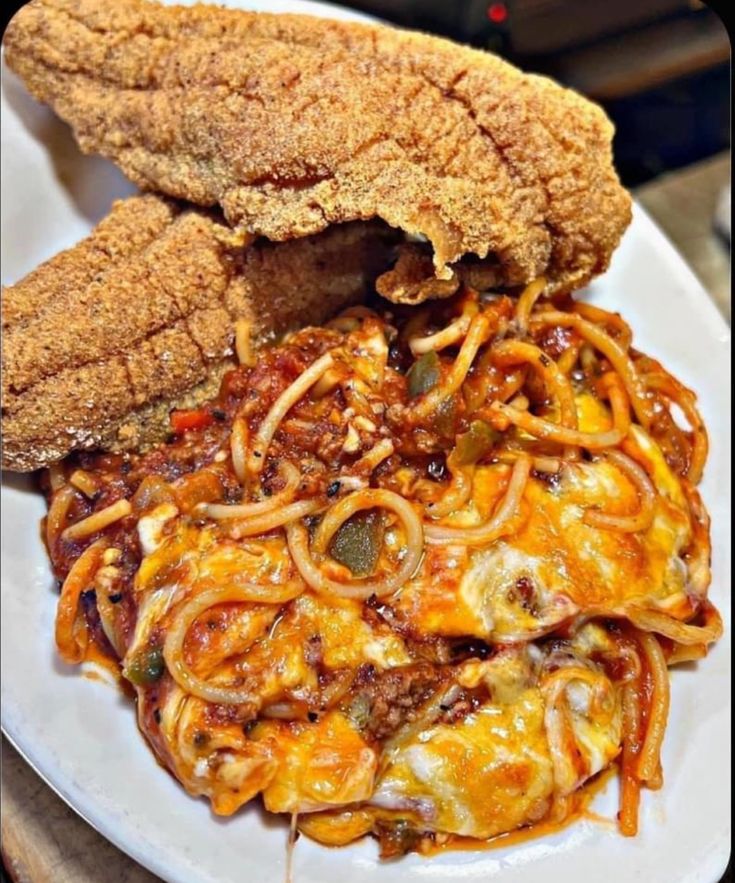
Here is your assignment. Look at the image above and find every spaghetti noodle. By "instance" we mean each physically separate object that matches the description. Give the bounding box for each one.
[529,311,653,428]
[41,283,721,858]
[490,338,579,460]
[412,312,492,418]
[55,538,107,664]
[489,400,626,450]
[248,351,335,475]
[201,463,301,520]
[424,454,531,546]
[583,450,656,533]
[514,277,548,335]
[288,489,424,600]
[161,584,296,705]
[61,498,131,541]
[636,632,670,784]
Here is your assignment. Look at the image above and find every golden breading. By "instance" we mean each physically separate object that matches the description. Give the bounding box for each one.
[4,0,632,299]
[375,243,505,304]
[1,194,395,471]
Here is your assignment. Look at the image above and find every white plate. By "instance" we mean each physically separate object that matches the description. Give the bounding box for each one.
[1,2,731,881]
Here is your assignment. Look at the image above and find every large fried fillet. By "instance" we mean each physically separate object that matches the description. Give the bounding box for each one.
[4,0,632,300]
[1,194,394,471]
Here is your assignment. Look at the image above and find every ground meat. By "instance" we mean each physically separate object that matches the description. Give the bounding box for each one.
[344,662,447,741]
[375,819,430,858]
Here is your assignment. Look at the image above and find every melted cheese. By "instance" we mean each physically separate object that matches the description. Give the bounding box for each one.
[123,389,685,831]
[134,514,410,711]
[371,638,621,839]
[157,685,278,815]
[372,689,554,839]
[397,449,692,642]
[137,503,178,556]
[255,712,377,813]
[564,676,621,782]
[238,593,411,705]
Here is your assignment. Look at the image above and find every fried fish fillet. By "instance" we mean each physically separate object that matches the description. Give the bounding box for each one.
[4,0,632,300]
[1,194,394,471]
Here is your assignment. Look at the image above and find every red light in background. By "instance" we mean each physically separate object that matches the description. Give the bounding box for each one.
[487,2,508,24]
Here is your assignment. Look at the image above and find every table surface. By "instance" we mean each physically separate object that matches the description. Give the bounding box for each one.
[1,152,731,883]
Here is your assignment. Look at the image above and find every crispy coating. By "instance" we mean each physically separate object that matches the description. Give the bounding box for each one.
[376,243,504,305]
[4,0,632,299]
[1,194,395,471]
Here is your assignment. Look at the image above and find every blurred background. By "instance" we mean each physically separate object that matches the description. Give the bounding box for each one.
[340,0,731,317]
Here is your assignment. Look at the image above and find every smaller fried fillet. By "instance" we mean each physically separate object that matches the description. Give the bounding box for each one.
[1,194,394,471]
[376,243,503,305]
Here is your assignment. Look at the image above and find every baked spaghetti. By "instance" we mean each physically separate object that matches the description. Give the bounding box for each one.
[43,282,721,855]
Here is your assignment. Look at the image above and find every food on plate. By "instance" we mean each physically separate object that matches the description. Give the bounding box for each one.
[42,285,721,854]
[1,194,394,471]
[4,0,631,299]
[2,0,721,863]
